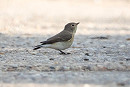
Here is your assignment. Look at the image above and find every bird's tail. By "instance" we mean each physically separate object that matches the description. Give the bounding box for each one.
[33,41,48,50]
[33,45,43,50]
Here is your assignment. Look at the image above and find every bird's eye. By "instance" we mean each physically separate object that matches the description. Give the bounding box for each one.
[71,24,74,26]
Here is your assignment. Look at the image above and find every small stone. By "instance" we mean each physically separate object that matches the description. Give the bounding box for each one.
[1,47,5,48]
[90,42,93,44]
[84,58,89,61]
[85,53,89,56]
[26,66,32,70]
[82,66,91,71]
[16,36,20,38]
[7,66,18,71]
[103,46,106,48]
[59,66,70,71]
[54,62,59,64]
[63,66,70,71]
[25,50,29,52]
[126,38,130,41]
[49,58,54,60]
[49,66,55,70]
[120,45,125,48]
[119,62,123,64]
[30,52,36,55]
[126,58,130,61]
[91,36,108,39]
[0,52,4,55]
[117,83,125,86]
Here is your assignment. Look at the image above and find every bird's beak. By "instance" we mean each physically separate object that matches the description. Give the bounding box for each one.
[76,22,80,25]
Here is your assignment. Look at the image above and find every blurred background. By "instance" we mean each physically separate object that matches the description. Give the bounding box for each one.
[0,0,130,35]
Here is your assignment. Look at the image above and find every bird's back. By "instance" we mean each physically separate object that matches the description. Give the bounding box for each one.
[41,30,72,44]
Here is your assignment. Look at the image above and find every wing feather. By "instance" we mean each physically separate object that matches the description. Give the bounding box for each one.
[40,30,72,44]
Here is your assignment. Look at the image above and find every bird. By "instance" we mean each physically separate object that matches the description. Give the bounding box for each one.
[33,22,79,55]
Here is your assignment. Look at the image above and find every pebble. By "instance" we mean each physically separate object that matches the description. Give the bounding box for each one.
[49,66,55,70]
[49,58,54,60]
[91,36,109,39]
[82,66,91,71]
[117,83,125,86]
[84,58,89,61]
[85,53,90,56]
[7,66,18,71]
[126,58,130,61]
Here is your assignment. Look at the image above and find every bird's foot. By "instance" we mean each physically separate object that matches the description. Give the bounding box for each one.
[59,50,71,55]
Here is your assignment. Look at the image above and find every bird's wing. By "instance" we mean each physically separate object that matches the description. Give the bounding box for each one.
[40,30,72,44]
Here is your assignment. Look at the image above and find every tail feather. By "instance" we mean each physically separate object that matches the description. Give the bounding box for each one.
[33,41,48,50]
[40,41,48,45]
[33,45,43,50]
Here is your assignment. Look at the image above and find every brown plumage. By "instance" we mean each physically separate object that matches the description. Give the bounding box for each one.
[40,30,72,45]
[33,22,79,54]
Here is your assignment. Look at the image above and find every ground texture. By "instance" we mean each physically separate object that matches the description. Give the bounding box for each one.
[0,0,130,87]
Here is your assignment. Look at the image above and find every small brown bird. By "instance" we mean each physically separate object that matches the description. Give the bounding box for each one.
[33,22,79,54]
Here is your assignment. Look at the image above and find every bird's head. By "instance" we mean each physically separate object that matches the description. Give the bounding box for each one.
[64,22,79,33]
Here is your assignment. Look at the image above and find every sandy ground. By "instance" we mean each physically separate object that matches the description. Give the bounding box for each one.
[0,0,130,87]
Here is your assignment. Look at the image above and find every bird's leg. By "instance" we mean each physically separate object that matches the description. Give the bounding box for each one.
[59,50,70,55]
[59,50,66,54]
